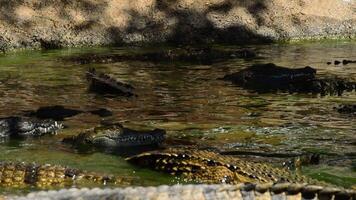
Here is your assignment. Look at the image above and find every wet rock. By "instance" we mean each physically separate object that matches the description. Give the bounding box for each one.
[66,47,256,65]
[86,68,135,96]
[222,63,355,95]
[24,105,113,121]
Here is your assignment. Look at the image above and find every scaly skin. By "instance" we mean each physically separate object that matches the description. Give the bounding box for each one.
[7,184,356,200]
[0,117,63,137]
[63,124,166,148]
[126,148,322,185]
[0,161,131,188]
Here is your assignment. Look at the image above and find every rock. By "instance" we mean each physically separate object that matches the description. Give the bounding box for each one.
[0,0,355,52]
[24,105,113,121]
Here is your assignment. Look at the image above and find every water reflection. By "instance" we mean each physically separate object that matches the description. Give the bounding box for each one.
[0,42,355,191]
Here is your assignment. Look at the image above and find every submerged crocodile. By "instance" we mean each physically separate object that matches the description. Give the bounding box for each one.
[126,148,322,185]
[0,117,63,137]
[0,161,131,188]
[8,184,356,200]
[66,46,256,65]
[86,68,135,96]
[222,63,355,95]
[62,123,166,149]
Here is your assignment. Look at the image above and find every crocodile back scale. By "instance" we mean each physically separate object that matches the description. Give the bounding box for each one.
[7,184,356,200]
[0,161,131,188]
[126,148,320,185]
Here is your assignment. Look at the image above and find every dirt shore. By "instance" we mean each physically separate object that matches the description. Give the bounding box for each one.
[0,0,355,52]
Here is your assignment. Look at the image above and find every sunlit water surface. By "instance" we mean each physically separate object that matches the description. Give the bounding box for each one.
[0,42,355,194]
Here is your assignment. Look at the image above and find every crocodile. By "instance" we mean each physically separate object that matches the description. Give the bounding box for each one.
[0,161,131,188]
[126,148,323,185]
[66,46,256,65]
[0,117,63,137]
[86,68,135,96]
[62,123,166,149]
[8,184,356,200]
[222,63,355,95]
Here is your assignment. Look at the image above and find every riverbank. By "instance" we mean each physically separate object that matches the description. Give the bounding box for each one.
[0,0,355,52]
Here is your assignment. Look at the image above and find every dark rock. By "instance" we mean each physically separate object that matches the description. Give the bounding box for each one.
[86,68,135,96]
[326,62,332,65]
[88,108,113,117]
[334,60,341,65]
[25,106,83,121]
[24,105,113,121]
[222,63,355,95]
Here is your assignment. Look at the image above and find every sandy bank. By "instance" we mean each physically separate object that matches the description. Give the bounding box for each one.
[0,0,355,52]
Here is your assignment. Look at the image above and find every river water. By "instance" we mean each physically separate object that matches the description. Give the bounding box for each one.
[0,41,355,194]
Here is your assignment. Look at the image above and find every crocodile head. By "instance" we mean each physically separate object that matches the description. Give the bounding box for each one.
[0,117,64,137]
[63,124,166,148]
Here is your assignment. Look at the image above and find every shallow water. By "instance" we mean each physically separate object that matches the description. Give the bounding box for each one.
[0,41,355,194]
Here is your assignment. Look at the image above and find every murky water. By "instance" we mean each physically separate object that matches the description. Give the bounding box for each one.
[0,41,355,194]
